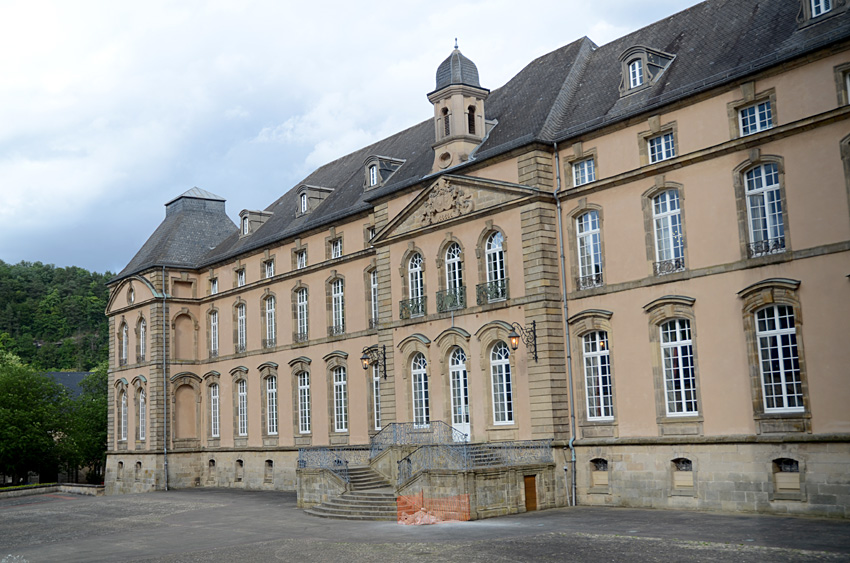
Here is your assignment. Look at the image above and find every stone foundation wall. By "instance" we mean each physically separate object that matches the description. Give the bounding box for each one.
[296,467,347,508]
[576,441,850,518]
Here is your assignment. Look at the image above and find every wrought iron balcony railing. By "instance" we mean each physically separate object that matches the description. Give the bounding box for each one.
[368,317,378,329]
[209,349,219,359]
[399,296,426,319]
[235,343,246,354]
[293,331,308,344]
[119,358,127,367]
[747,237,785,258]
[653,258,685,276]
[476,278,509,305]
[328,324,345,337]
[262,338,276,349]
[576,273,603,290]
[436,286,465,313]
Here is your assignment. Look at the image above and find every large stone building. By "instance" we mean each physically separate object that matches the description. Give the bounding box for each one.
[106,0,850,518]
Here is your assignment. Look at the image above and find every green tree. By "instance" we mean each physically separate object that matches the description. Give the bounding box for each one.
[63,362,108,483]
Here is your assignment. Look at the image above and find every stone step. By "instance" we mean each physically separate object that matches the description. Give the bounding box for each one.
[319,502,397,514]
[304,507,396,521]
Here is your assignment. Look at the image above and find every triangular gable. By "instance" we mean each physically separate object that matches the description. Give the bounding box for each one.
[375,174,539,242]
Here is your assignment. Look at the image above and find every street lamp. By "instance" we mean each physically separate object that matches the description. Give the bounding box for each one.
[507,320,538,363]
[360,345,387,379]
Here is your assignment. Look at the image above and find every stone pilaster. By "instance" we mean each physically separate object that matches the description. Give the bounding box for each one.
[517,148,555,190]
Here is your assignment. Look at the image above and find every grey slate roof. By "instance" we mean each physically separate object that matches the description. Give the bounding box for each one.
[113,0,850,282]
[46,371,91,398]
[434,47,483,90]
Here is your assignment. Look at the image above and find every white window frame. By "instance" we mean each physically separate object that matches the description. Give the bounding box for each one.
[300,192,307,213]
[237,303,246,352]
[298,372,311,434]
[369,164,378,186]
[237,379,247,436]
[573,158,596,187]
[756,305,803,413]
[121,324,128,364]
[583,331,613,420]
[296,288,308,338]
[139,318,146,360]
[296,250,306,270]
[745,163,785,254]
[120,392,127,441]
[628,59,643,88]
[265,296,276,345]
[408,253,424,316]
[411,353,430,428]
[237,269,246,287]
[332,279,345,332]
[241,217,248,235]
[576,211,603,287]
[372,364,382,431]
[331,238,342,259]
[811,0,832,17]
[210,384,220,438]
[210,311,219,356]
[485,232,506,301]
[370,270,379,325]
[449,347,469,429]
[266,376,278,435]
[210,278,218,295]
[491,342,514,425]
[660,319,698,416]
[264,260,275,279]
[139,389,146,440]
[739,100,773,136]
[333,367,348,432]
[445,243,463,292]
[653,190,684,265]
[648,132,676,163]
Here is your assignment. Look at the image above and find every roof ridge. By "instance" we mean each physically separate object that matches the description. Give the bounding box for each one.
[539,37,597,141]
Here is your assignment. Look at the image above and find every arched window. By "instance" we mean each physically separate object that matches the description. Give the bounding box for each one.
[582,331,613,420]
[120,323,128,366]
[652,190,684,274]
[369,164,378,186]
[237,379,247,436]
[441,243,464,312]
[411,353,430,427]
[576,211,603,288]
[331,279,345,335]
[296,288,308,342]
[300,192,307,213]
[236,303,246,353]
[482,232,507,302]
[406,253,425,318]
[139,389,146,440]
[628,59,643,88]
[266,376,278,435]
[333,367,348,432]
[209,311,219,357]
[298,372,311,434]
[490,342,513,424]
[449,347,469,437]
[139,318,146,361]
[372,364,381,431]
[442,107,450,136]
[755,305,802,412]
[467,106,476,135]
[120,391,128,441]
[745,163,785,256]
[369,269,379,328]
[265,296,276,347]
[210,383,220,438]
[241,216,248,235]
[660,319,697,415]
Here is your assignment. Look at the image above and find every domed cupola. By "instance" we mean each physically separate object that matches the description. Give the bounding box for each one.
[428,41,489,173]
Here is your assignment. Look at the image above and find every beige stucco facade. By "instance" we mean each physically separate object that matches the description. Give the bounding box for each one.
[105,2,850,518]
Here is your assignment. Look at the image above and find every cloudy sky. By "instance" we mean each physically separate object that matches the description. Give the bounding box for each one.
[0,0,701,275]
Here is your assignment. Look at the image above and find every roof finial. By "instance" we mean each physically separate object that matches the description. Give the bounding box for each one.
[454,38,458,49]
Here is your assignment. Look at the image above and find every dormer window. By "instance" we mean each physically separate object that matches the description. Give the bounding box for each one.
[369,165,378,187]
[296,185,333,217]
[363,156,404,190]
[812,0,832,16]
[629,59,643,88]
[241,217,248,235]
[300,192,307,213]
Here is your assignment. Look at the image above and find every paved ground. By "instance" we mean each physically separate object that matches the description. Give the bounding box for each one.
[1,489,849,562]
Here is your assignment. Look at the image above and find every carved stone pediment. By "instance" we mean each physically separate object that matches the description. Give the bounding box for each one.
[418,178,473,226]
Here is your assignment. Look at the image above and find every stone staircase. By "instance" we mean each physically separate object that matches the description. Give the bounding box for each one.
[304,466,398,521]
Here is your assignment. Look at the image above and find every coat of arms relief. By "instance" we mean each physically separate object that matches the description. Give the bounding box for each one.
[418,179,474,226]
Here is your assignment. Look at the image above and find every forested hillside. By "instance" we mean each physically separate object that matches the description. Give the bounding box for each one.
[0,260,112,371]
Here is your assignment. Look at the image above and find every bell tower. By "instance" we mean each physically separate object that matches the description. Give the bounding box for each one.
[428,41,489,172]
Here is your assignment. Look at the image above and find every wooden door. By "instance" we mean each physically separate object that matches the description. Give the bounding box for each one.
[524,475,537,511]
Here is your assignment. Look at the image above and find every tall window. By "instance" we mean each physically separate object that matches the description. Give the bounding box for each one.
[370,270,379,327]
[812,0,832,16]
[446,243,463,292]
[210,384,220,438]
[573,158,595,186]
[491,342,513,424]
[120,323,128,366]
[449,347,469,433]
[331,279,344,334]
[372,364,382,431]
[442,107,450,136]
[139,318,146,361]
[120,392,127,441]
[756,305,803,412]
[296,250,306,269]
[333,367,348,432]
[407,253,424,317]
[369,165,378,186]
[210,311,219,356]
[467,106,476,135]
[265,297,276,347]
[237,269,246,287]
[237,380,247,436]
[739,101,773,136]
[300,192,307,213]
[576,211,603,288]
[583,331,613,420]
[653,190,684,274]
[210,278,218,295]
[266,376,278,435]
[331,238,342,259]
[139,390,146,440]
[236,303,246,352]
[660,319,697,416]
[411,353,430,427]
[296,288,308,341]
[648,132,676,163]
[628,59,643,88]
[264,260,275,279]
[241,216,248,235]
[298,372,311,433]
[745,163,784,256]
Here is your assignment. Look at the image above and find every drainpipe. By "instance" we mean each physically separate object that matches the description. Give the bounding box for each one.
[162,265,169,491]
[553,142,577,507]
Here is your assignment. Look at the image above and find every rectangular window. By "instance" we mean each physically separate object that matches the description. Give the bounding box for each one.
[372,364,381,431]
[210,384,220,438]
[653,190,685,274]
[491,342,514,424]
[369,165,378,186]
[265,297,276,346]
[237,380,247,436]
[573,158,596,187]
[368,226,376,240]
[139,320,146,361]
[331,238,342,259]
[237,269,246,287]
[331,279,344,334]
[739,101,773,136]
[237,304,246,352]
[210,278,218,295]
[576,211,603,289]
[121,393,127,440]
[812,0,832,16]
[583,331,613,420]
[296,289,308,341]
[370,270,379,327]
[264,260,275,279]
[298,372,311,433]
[210,311,219,356]
[629,59,643,88]
[267,377,278,435]
[296,250,306,270]
[333,367,348,432]
[745,163,785,256]
[756,305,803,412]
[648,132,676,163]
[139,391,146,440]
[660,319,698,416]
